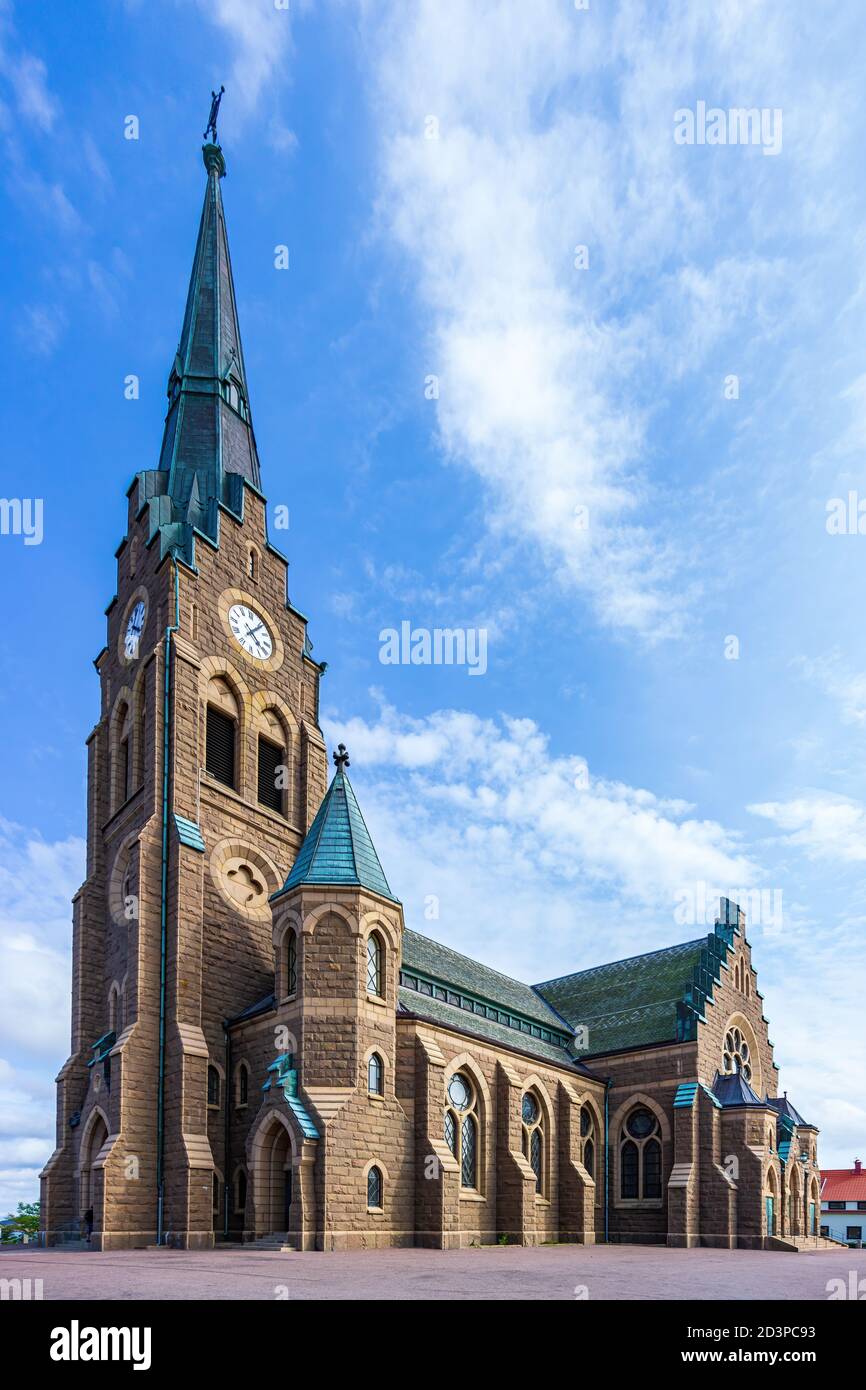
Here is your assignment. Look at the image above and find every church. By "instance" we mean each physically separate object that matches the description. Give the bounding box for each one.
[40,126,829,1255]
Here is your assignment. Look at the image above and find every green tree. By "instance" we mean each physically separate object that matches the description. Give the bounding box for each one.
[1,1200,40,1242]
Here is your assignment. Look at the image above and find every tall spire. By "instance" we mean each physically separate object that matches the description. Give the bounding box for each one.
[139,100,261,564]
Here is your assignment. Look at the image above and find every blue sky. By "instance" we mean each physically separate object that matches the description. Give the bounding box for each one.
[1,0,865,1210]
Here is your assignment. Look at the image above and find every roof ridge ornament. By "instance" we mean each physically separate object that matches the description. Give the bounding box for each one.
[333,743,350,772]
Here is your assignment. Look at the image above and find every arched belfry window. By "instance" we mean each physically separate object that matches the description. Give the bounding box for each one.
[444,1072,479,1190]
[206,678,238,790]
[521,1091,546,1195]
[580,1105,595,1180]
[620,1107,662,1200]
[366,932,383,997]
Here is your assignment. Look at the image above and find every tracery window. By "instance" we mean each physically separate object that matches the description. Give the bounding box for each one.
[521,1091,546,1195]
[580,1104,595,1179]
[444,1072,479,1190]
[723,1026,753,1083]
[620,1107,662,1200]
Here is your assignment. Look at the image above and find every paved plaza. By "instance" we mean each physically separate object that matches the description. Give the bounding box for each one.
[3,1243,864,1301]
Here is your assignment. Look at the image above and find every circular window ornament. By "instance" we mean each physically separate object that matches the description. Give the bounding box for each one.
[626,1108,657,1140]
[447,1074,472,1111]
[522,1092,539,1125]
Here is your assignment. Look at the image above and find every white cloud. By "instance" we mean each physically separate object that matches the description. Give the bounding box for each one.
[0,822,82,1055]
[749,792,866,863]
[0,42,58,132]
[361,0,807,639]
[324,695,756,979]
[196,0,299,114]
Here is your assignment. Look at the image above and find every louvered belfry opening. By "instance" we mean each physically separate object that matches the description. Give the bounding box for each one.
[206,705,236,788]
[257,735,284,813]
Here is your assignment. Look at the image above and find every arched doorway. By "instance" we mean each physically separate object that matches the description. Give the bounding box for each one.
[254,1114,295,1237]
[79,1110,108,1237]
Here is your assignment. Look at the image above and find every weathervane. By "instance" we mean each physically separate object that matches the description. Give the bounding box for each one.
[333,744,350,771]
[204,85,225,144]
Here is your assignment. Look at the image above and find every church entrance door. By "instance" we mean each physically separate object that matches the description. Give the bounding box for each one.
[766,1196,775,1236]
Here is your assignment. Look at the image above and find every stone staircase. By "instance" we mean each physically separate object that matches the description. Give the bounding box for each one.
[769,1234,847,1253]
[249,1232,296,1253]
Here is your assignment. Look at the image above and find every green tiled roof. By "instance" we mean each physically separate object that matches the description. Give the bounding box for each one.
[273,769,398,903]
[402,929,567,1031]
[398,929,590,1068]
[397,989,580,1069]
[535,930,733,1056]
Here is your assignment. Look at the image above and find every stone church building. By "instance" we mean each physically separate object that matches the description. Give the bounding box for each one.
[41,133,827,1254]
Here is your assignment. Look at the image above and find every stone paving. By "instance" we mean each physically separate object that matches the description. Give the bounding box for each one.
[3,1243,865,1301]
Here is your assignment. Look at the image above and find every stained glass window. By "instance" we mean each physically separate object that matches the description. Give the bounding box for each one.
[444,1110,457,1156]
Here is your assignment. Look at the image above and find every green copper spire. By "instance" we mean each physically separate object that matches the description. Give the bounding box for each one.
[273,749,399,904]
[137,100,262,564]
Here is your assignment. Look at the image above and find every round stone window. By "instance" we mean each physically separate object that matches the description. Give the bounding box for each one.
[724,1028,752,1082]
[447,1073,472,1111]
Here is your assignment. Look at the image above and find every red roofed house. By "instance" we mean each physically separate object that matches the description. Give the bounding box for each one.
[821,1159,866,1246]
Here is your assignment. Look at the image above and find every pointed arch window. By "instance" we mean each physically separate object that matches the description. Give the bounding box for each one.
[235,1169,247,1216]
[207,1065,221,1109]
[366,933,383,997]
[521,1091,546,1195]
[206,705,236,789]
[580,1105,596,1180]
[368,1052,384,1096]
[620,1107,662,1200]
[283,929,297,997]
[444,1073,480,1191]
[367,1165,383,1211]
[236,1063,249,1108]
[258,735,285,814]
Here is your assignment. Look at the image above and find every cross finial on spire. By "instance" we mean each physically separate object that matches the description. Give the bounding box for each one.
[333,744,350,772]
[204,85,225,144]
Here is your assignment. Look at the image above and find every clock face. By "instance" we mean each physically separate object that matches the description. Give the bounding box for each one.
[228,603,273,660]
[124,600,146,659]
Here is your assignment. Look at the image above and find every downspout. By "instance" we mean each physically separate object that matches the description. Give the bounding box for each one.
[604,1078,612,1244]
[223,1021,231,1240]
[157,557,180,1245]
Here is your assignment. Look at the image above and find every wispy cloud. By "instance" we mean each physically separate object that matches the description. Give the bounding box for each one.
[749,792,866,863]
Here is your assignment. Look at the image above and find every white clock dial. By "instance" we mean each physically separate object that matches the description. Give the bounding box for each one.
[228,603,273,660]
[124,600,146,659]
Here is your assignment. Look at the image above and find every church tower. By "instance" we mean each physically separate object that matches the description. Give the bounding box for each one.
[41,124,328,1248]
